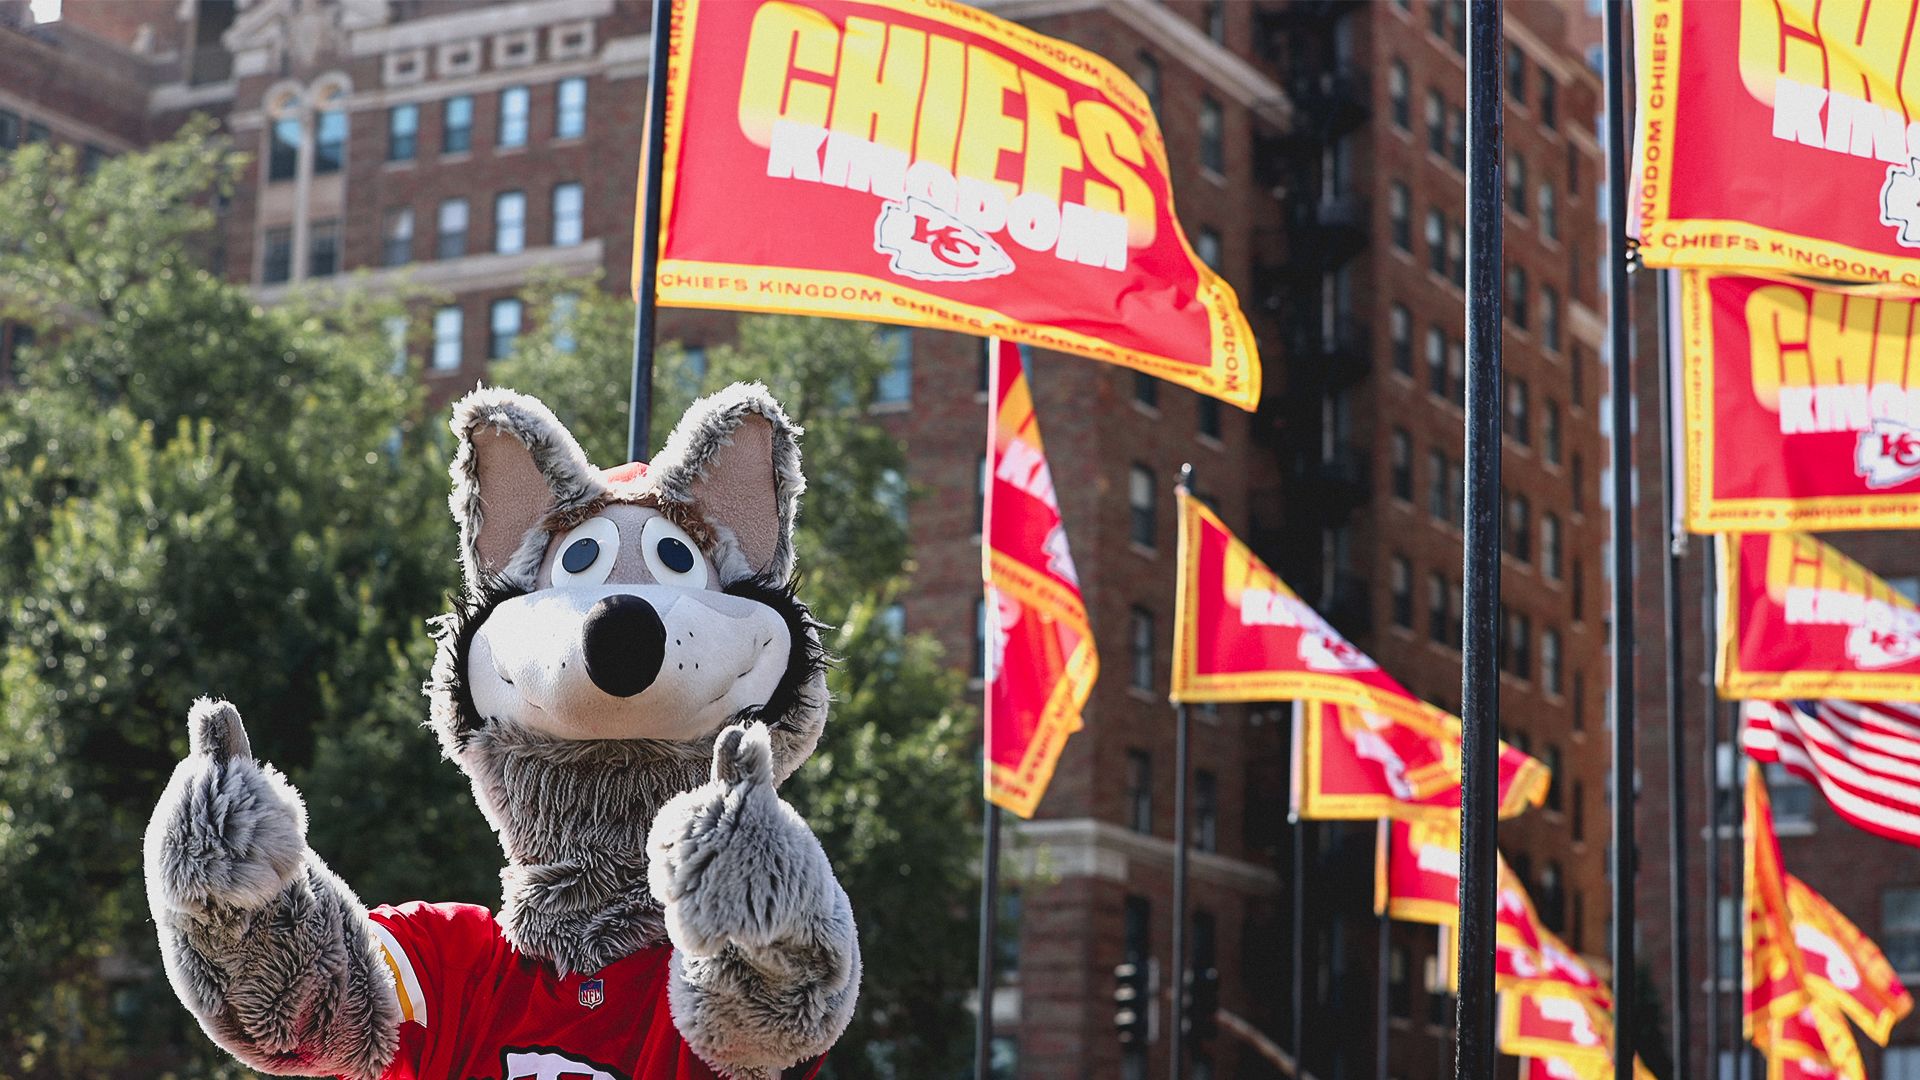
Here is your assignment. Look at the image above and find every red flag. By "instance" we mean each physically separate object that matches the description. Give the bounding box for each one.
[1744,698,1920,848]
[649,0,1259,407]
[1295,700,1548,822]
[982,339,1096,818]
[1783,873,1913,1045]
[1758,1004,1865,1080]
[1748,763,1813,1034]
[1719,533,1920,702]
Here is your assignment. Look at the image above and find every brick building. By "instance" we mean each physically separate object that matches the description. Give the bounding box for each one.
[1,2,1616,1077]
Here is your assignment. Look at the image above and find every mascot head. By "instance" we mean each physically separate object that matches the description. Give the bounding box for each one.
[425,385,828,933]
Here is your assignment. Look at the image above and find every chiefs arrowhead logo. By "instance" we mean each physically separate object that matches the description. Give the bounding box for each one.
[1882,157,1920,248]
[874,197,1015,282]
[1854,418,1920,489]
[1845,625,1920,669]
[1298,633,1379,674]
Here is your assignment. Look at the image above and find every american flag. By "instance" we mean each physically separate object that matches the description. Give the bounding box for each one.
[1742,698,1920,848]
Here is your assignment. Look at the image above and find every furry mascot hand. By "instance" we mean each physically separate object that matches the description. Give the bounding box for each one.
[147,384,857,1080]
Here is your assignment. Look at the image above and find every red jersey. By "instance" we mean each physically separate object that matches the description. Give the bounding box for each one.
[368,902,824,1080]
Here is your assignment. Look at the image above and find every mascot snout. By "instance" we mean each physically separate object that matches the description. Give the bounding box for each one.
[469,585,795,741]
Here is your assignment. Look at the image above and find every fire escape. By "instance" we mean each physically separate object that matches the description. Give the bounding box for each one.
[1255,0,1374,643]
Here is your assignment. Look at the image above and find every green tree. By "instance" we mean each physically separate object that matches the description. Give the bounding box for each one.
[497,294,979,1078]
[0,127,479,1074]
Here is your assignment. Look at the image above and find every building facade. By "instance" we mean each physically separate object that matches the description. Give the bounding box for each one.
[1,2,1617,1077]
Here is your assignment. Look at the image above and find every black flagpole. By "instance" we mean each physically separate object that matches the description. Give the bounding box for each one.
[1604,0,1640,1075]
[1657,269,1692,1080]
[975,337,1002,1080]
[1171,463,1195,1080]
[1702,546,1722,1080]
[627,0,672,463]
[1454,1,1504,1076]
[1376,902,1390,1080]
[1293,813,1308,1075]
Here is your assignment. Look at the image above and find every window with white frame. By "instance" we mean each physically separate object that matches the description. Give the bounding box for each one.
[383,207,413,267]
[1129,465,1156,548]
[488,298,522,360]
[443,95,473,153]
[1130,608,1155,692]
[431,305,463,371]
[437,198,469,258]
[1199,97,1224,174]
[494,190,526,254]
[557,77,588,139]
[876,327,912,404]
[552,182,584,246]
[498,86,530,148]
[1766,762,1814,829]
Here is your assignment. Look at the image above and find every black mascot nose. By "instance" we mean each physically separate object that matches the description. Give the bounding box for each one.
[582,594,667,698]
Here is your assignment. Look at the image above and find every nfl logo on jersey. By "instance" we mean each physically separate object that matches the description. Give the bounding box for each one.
[578,979,605,1010]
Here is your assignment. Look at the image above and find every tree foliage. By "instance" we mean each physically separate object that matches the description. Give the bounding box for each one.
[0,130,976,1077]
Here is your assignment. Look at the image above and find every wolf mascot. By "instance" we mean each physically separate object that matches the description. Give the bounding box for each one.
[144,385,859,1079]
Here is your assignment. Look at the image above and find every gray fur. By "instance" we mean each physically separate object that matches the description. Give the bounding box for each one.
[644,382,807,586]
[649,723,860,1078]
[144,699,399,1079]
[448,386,608,591]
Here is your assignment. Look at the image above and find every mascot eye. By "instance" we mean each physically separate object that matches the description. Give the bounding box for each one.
[641,516,708,589]
[552,516,620,587]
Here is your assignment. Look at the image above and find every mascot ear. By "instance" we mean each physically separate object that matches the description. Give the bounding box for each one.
[448,387,606,587]
[648,382,804,583]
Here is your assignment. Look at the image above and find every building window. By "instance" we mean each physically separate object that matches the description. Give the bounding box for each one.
[431,305,463,371]
[1129,465,1156,548]
[488,298,522,360]
[973,597,987,678]
[1505,491,1531,562]
[1195,227,1222,270]
[1428,573,1448,645]
[1500,607,1532,679]
[1126,749,1153,831]
[0,110,16,151]
[1193,770,1218,852]
[1447,580,1463,648]
[1506,376,1531,446]
[388,104,418,162]
[1540,183,1559,242]
[1391,555,1413,629]
[1540,73,1558,129]
[1567,141,1582,197]
[552,182,584,246]
[1542,629,1563,696]
[1391,428,1412,501]
[1883,1048,1920,1079]
[308,219,340,277]
[1572,557,1585,620]
[314,110,345,174]
[1541,286,1562,352]
[1137,52,1162,116]
[1426,328,1447,398]
[1767,763,1815,828]
[1425,209,1445,274]
[1389,944,1412,1018]
[1390,183,1411,250]
[557,77,588,139]
[1544,400,1562,465]
[1446,105,1466,167]
[1447,339,1465,407]
[1426,90,1446,156]
[1206,0,1225,42]
[1134,371,1160,410]
[1507,151,1528,216]
[1389,61,1410,129]
[437,198,469,259]
[1542,513,1562,580]
[494,191,526,254]
[498,86,530,148]
[269,116,301,181]
[262,226,292,284]
[1130,607,1155,692]
[1124,894,1152,963]
[1572,671,1586,730]
[1427,448,1449,522]
[1571,453,1585,512]
[1447,221,1466,286]
[975,453,988,534]
[1506,41,1527,104]
[551,292,580,354]
[444,95,474,154]
[1571,344,1588,406]
[1507,265,1530,329]
[1539,862,1564,932]
[1391,304,1412,375]
[1198,395,1222,440]
[1879,889,1920,975]
[877,328,912,404]
[1199,97,1224,175]
[383,207,413,267]
[24,120,48,144]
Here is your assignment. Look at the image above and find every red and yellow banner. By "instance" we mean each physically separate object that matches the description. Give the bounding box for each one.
[1719,532,1920,701]
[1498,986,1613,1065]
[1295,700,1549,823]
[649,0,1260,407]
[1783,873,1914,1045]
[1375,818,1461,926]
[1749,764,1813,1033]
[1634,0,1920,289]
[1172,493,1430,725]
[983,339,1096,818]
[1680,271,1920,531]
[1758,1004,1866,1080]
